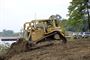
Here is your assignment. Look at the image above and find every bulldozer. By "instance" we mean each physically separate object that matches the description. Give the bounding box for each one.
[22,15,67,47]
[4,15,67,60]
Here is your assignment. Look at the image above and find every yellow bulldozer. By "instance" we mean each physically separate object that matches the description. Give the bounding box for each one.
[22,15,67,47]
[4,15,67,59]
[4,15,67,58]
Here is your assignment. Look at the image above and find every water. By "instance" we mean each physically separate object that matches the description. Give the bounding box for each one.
[0,37,16,46]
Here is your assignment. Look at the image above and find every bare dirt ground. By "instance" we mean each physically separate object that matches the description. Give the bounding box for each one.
[1,38,90,60]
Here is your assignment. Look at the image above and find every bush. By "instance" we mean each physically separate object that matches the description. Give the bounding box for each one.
[0,43,10,56]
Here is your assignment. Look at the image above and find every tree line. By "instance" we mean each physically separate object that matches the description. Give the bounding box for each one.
[0,29,20,37]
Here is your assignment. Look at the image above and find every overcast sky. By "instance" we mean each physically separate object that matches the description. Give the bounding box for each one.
[0,0,72,32]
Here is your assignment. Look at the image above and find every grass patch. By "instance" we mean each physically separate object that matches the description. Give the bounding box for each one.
[0,43,10,56]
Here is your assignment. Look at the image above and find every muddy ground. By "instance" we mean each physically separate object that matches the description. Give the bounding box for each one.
[1,38,90,60]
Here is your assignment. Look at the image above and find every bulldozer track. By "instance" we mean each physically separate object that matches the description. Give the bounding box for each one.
[36,31,67,44]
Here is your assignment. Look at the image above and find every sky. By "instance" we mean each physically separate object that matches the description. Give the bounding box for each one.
[0,0,72,32]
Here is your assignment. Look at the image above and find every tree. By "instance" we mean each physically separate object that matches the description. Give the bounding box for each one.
[0,29,20,37]
[3,29,14,36]
[68,0,90,32]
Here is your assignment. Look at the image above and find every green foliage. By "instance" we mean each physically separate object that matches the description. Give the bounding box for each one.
[68,0,90,32]
[0,43,10,56]
[0,29,20,37]
[3,29,14,36]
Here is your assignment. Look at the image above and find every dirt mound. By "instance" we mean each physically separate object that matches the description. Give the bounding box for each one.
[9,39,90,60]
[0,55,4,60]
[4,38,29,60]
[2,38,90,60]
